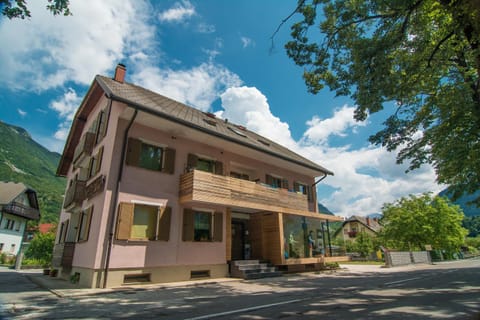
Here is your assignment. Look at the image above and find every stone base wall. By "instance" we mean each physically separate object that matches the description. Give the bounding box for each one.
[385,251,431,267]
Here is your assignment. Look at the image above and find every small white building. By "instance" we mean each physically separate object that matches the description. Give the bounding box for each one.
[0,182,40,256]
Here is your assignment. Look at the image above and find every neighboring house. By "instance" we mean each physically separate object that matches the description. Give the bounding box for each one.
[53,64,344,288]
[336,215,382,242]
[0,182,41,256]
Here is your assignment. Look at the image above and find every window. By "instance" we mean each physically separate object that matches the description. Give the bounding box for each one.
[294,181,313,201]
[228,126,247,137]
[0,243,4,252]
[187,154,223,175]
[182,209,223,242]
[230,171,249,180]
[4,219,14,230]
[116,203,172,241]
[58,220,69,243]
[77,207,93,242]
[126,138,175,174]
[10,244,15,253]
[139,143,163,171]
[15,221,20,232]
[89,105,110,145]
[266,174,288,189]
[88,146,104,179]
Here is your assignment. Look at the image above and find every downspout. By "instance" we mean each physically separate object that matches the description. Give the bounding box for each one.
[102,108,137,289]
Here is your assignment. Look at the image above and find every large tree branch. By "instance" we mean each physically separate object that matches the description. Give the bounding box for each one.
[427,31,455,68]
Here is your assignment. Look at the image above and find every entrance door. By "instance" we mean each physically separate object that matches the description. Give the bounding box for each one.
[231,220,244,260]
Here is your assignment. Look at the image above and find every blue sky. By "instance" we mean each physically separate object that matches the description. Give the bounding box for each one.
[0,0,441,216]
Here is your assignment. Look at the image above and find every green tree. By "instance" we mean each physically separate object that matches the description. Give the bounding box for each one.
[1,0,70,19]
[353,232,375,258]
[25,231,56,267]
[379,193,467,252]
[283,0,480,205]
[462,216,480,237]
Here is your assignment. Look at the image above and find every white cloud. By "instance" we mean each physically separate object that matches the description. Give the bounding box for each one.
[220,87,297,149]
[158,0,195,23]
[240,36,254,48]
[49,88,82,142]
[303,105,366,144]
[197,23,216,33]
[17,109,27,117]
[219,90,441,217]
[131,62,242,111]
[0,0,155,91]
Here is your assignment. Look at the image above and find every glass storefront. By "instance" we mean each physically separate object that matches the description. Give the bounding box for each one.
[283,214,327,259]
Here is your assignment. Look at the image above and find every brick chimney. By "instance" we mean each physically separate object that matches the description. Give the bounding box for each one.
[366,217,370,226]
[114,63,126,83]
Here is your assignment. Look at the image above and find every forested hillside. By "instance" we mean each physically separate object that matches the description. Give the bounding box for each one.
[0,121,65,223]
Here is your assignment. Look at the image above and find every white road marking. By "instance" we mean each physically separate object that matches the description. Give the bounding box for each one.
[385,277,422,286]
[183,298,305,320]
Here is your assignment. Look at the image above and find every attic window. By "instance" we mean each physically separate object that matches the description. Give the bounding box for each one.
[203,112,216,119]
[257,139,270,146]
[228,127,247,137]
[203,119,217,126]
[235,124,246,131]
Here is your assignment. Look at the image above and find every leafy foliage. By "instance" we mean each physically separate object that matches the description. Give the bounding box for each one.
[379,193,468,252]
[284,0,480,205]
[0,0,70,19]
[0,121,66,223]
[463,216,480,237]
[25,231,56,267]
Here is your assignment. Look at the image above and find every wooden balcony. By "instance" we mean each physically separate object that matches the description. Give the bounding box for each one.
[63,180,86,210]
[179,170,309,213]
[2,202,40,220]
[73,132,95,168]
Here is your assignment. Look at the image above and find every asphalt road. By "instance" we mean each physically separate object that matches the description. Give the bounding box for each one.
[0,258,479,319]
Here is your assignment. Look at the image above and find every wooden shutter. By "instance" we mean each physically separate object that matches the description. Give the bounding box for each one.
[126,138,142,166]
[187,154,198,171]
[100,104,111,139]
[96,110,105,144]
[182,209,194,241]
[162,147,176,174]
[157,206,172,241]
[265,174,273,186]
[215,161,223,175]
[213,211,223,242]
[116,203,134,240]
[306,185,313,202]
[281,179,289,190]
[78,206,93,241]
[94,146,104,175]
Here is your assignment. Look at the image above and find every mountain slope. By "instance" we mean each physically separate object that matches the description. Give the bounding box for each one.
[0,121,66,223]
[439,189,480,217]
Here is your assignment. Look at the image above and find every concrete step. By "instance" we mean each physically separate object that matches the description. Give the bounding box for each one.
[230,260,282,280]
[244,271,283,280]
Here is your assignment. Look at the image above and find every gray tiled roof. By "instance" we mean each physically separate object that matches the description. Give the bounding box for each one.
[96,75,333,175]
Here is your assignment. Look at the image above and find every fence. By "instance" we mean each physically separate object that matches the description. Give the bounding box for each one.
[384,250,432,267]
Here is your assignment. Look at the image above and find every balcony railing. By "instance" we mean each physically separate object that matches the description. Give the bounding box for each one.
[179,170,309,213]
[2,202,40,220]
[63,180,86,210]
[73,132,95,168]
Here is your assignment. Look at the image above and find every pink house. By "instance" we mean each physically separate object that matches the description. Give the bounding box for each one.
[53,64,344,288]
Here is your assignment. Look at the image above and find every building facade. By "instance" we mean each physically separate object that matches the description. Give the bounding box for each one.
[0,182,40,256]
[53,64,343,288]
